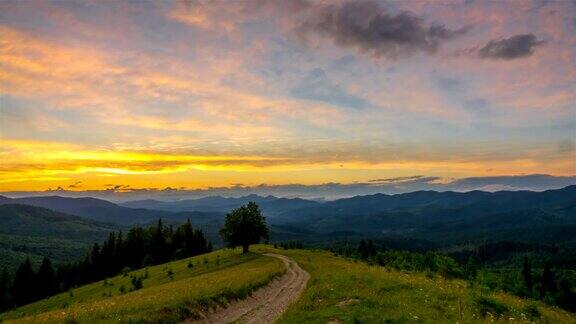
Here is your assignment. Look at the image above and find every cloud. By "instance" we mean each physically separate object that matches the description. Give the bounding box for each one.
[478,34,544,60]
[447,174,576,191]
[68,181,82,189]
[558,139,575,155]
[290,68,369,109]
[297,0,471,59]
[2,174,573,201]
[368,175,429,183]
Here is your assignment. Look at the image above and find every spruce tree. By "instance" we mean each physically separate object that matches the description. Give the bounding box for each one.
[0,267,11,311]
[358,240,369,259]
[465,255,478,279]
[540,262,557,297]
[12,258,35,306]
[35,257,57,299]
[521,256,533,294]
[367,240,377,257]
[151,219,169,264]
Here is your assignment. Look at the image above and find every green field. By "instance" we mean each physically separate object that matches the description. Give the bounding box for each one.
[0,249,284,323]
[2,245,575,323]
[254,246,576,324]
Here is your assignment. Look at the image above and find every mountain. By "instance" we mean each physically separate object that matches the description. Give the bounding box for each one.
[0,204,114,271]
[0,204,113,241]
[120,195,320,217]
[0,195,221,225]
[274,185,576,246]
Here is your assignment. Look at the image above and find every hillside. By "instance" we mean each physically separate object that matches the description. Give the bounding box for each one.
[120,194,320,218]
[0,196,221,226]
[0,204,113,271]
[2,246,574,323]
[0,249,285,323]
[274,186,576,247]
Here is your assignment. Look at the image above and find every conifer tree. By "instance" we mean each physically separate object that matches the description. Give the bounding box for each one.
[521,256,533,293]
[35,257,57,299]
[0,267,11,311]
[465,255,478,279]
[12,258,35,306]
[540,262,557,297]
[367,240,377,257]
[358,239,369,259]
[151,219,169,263]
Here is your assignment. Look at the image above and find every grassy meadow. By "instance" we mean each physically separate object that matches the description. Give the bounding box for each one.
[253,246,576,324]
[0,249,284,323]
[2,245,575,323]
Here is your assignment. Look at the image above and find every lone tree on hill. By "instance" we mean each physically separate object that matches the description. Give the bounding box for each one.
[220,202,269,253]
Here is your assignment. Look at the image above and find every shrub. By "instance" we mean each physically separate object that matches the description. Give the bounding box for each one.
[474,295,508,317]
[523,303,540,320]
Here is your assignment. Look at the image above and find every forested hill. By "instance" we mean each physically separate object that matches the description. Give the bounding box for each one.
[0,204,113,240]
[0,195,222,225]
[0,204,114,272]
[271,185,576,247]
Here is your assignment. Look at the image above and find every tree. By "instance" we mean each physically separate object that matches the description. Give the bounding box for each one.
[367,240,377,258]
[465,255,478,279]
[12,258,35,306]
[521,256,533,293]
[220,202,269,253]
[0,267,11,311]
[358,240,369,259]
[540,262,557,298]
[35,257,57,299]
[150,219,169,264]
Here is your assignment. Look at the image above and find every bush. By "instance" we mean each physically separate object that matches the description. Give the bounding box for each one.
[131,276,143,291]
[523,303,540,320]
[474,295,508,317]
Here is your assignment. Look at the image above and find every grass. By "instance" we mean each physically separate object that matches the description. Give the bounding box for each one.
[254,246,576,323]
[1,249,285,323]
[3,245,575,323]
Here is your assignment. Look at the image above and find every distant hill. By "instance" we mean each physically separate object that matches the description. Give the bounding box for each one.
[274,185,576,247]
[0,204,113,240]
[120,194,320,218]
[0,196,222,226]
[0,204,114,271]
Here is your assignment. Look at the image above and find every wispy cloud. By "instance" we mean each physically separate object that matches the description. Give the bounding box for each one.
[0,0,574,191]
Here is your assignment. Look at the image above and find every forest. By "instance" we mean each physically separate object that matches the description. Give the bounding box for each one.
[0,219,211,311]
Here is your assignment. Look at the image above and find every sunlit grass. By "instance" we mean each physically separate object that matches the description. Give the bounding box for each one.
[1,249,284,323]
[254,246,575,323]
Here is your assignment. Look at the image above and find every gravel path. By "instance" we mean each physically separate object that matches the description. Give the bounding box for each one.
[185,253,309,324]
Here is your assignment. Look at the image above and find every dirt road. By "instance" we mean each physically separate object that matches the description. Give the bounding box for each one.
[186,253,309,324]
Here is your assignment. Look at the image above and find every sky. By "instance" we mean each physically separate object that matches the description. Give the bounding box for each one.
[0,0,575,196]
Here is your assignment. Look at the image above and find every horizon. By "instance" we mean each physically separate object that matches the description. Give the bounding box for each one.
[1,174,574,202]
[1,0,575,192]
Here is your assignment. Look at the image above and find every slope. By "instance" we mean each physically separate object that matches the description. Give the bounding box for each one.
[3,246,574,323]
[0,196,222,226]
[252,247,575,323]
[0,249,285,323]
[0,204,114,271]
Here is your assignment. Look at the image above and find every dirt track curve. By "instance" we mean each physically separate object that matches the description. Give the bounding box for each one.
[185,253,309,324]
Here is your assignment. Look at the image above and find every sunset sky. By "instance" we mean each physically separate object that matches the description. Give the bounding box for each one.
[1,0,575,193]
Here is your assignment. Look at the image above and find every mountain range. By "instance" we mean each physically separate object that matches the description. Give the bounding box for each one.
[1,185,575,269]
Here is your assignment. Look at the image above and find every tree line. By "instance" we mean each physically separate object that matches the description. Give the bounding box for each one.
[0,219,211,311]
[331,239,576,313]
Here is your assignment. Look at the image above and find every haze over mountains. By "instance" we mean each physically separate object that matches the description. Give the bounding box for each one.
[3,174,574,202]
[1,184,575,276]
[2,185,575,245]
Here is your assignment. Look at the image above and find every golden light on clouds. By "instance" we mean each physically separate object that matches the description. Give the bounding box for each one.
[0,0,574,192]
